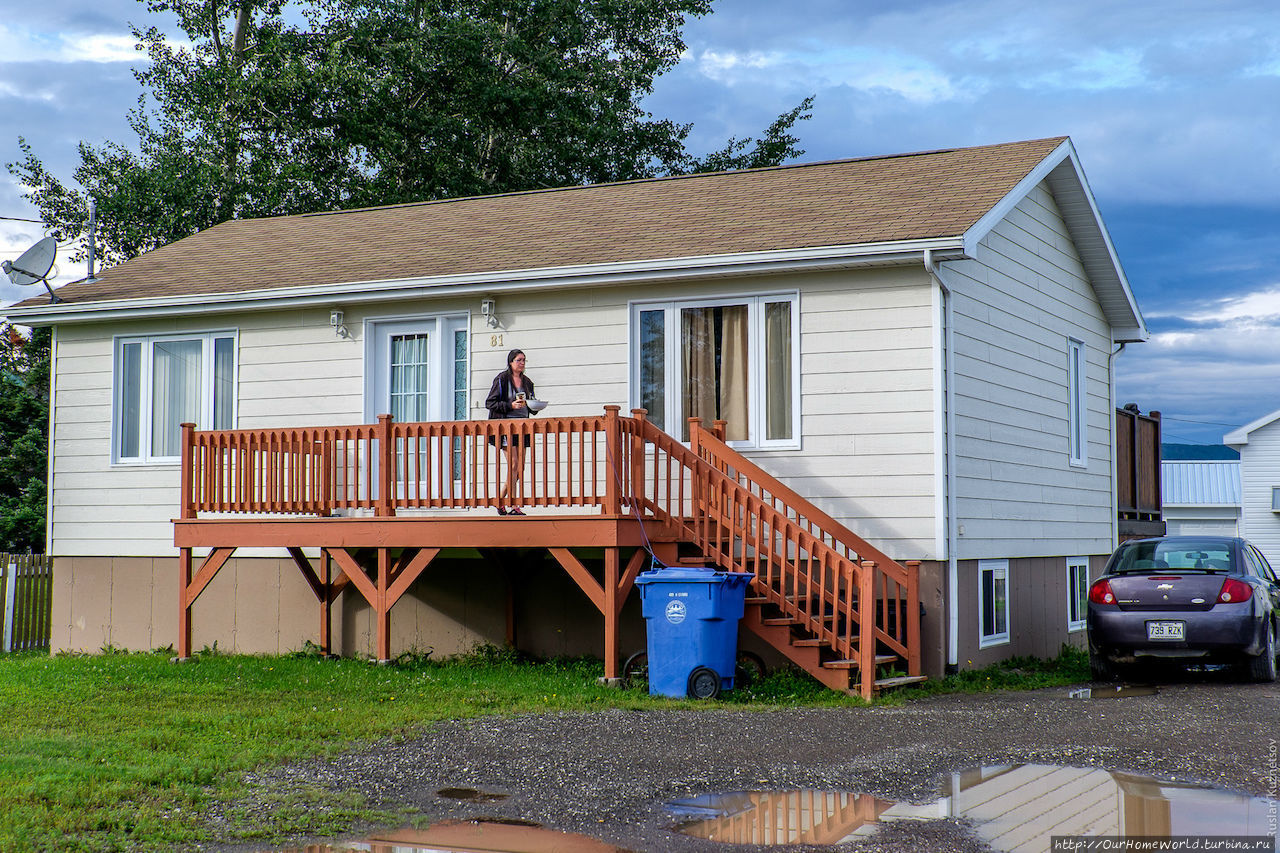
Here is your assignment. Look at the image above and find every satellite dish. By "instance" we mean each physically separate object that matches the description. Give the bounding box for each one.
[2,236,59,303]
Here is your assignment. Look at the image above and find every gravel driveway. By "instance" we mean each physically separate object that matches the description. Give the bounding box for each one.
[212,678,1280,852]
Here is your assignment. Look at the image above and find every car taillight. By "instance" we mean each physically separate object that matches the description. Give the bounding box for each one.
[1089,578,1116,605]
[1217,577,1253,604]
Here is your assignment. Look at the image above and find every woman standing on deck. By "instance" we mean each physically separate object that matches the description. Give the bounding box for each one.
[485,348,537,515]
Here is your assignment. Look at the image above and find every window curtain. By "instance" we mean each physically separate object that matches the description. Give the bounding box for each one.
[151,339,201,457]
[764,301,792,440]
[639,310,665,431]
[681,305,748,441]
[390,334,430,422]
[213,337,234,430]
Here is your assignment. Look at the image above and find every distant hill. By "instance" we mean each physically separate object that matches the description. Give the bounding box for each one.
[1161,443,1240,461]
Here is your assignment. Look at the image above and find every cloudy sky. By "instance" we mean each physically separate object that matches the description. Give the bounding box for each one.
[1,0,1278,444]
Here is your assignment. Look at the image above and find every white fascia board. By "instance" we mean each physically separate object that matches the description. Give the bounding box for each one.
[1224,407,1280,446]
[961,138,1149,342]
[4,237,966,326]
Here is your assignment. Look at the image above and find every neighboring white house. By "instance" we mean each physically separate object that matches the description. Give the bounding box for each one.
[1226,412,1280,567]
[3,137,1148,675]
[1160,445,1241,538]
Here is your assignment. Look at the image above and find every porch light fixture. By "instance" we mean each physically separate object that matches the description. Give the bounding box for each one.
[481,297,498,327]
[329,308,349,338]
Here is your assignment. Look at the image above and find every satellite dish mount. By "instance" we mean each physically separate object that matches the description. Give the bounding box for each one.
[3,236,59,303]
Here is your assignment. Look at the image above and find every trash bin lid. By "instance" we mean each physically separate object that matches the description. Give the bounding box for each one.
[635,566,737,584]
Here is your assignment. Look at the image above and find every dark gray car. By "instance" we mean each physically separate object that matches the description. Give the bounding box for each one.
[1086,535,1280,682]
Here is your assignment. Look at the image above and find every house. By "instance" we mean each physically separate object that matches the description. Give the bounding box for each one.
[3,137,1148,692]
[1160,443,1241,538]
[1226,412,1280,567]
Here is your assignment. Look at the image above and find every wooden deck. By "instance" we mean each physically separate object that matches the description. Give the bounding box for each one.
[174,407,922,698]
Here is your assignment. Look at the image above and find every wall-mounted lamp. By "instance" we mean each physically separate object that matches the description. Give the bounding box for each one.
[329,308,349,338]
[481,297,498,328]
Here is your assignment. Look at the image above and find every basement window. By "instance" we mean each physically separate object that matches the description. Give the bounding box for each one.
[978,559,1010,648]
[113,331,237,464]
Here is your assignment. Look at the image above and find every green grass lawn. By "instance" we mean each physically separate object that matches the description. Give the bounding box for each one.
[0,645,1088,851]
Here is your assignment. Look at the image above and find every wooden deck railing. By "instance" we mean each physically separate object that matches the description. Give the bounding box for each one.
[180,407,921,692]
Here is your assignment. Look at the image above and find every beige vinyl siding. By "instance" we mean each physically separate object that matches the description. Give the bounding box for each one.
[945,184,1114,559]
[1237,422,1280,568]
[759,267,938,559]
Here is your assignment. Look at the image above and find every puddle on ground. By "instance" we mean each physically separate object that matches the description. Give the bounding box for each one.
[271,818,632,852]
[667,766,1279,851]
[437,786,510,802]
[1069,684,1160,698]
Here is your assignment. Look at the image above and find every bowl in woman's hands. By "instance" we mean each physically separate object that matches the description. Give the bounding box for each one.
[525,398,548,412]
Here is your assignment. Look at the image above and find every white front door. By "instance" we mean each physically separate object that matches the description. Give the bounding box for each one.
[368,316,469,423]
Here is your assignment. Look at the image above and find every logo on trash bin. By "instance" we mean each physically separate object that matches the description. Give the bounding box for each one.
[665,600,687,624]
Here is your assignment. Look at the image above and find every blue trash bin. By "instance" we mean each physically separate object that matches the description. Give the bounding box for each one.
[635,567,750,699]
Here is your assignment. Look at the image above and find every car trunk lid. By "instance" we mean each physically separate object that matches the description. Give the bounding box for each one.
[1107,574,1225,611]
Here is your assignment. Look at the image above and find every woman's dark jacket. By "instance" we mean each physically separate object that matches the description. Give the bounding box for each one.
[485,372,536,419]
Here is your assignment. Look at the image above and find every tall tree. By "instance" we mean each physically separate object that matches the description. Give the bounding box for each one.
[0,324,50,553]
[10,0,812,268]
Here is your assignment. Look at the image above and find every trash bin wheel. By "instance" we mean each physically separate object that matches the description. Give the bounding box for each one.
[686,666,722,700]
[622,650,649,690]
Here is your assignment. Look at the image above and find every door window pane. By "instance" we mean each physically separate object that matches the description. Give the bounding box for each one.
[213,336,234,430]
[390,333,430,423]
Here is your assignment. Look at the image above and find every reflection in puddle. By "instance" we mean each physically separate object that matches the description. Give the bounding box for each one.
[668,790,895,844]
[667,766,1279,852]
[1069,685,1160,699]
[271,819,630,853]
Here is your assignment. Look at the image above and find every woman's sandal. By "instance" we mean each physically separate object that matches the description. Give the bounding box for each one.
[496,507,507,516]
[507,507,526,516]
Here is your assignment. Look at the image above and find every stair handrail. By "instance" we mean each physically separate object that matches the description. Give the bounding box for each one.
[690,426,921,677]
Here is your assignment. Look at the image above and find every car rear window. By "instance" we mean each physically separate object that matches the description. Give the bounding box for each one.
[1111,541,1235,573]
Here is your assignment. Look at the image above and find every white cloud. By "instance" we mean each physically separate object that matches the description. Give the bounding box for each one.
[0,23,141,65]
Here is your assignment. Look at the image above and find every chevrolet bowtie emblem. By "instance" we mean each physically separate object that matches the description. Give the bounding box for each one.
[1156,583,1174,590]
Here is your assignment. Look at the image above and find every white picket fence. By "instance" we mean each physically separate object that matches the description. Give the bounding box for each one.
[0,554,52,652]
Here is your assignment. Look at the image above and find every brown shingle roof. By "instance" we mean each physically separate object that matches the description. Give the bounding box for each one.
[18,137,1067,307]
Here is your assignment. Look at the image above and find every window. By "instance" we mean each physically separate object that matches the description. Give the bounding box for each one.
[114,332,236,463]
[631,293,799,448]
[1271,487,1280,512]
[1067,338,1086,466]
[978,559,1010,647]
[1066,557,1089,632]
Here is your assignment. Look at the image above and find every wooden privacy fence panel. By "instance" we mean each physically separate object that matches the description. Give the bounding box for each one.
[1115,406,1162,520]
[0,554,52,653]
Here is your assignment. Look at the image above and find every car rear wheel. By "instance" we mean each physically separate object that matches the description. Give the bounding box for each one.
[1089,649,1117,682]
[1247,621,1277,683]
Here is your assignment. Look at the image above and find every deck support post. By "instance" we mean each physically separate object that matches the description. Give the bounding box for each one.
[603,547,620,680]
[320,549,332,655]
[177,547,192,660]
[376,548,391,663]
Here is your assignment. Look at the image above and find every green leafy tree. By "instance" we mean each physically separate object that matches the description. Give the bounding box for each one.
[0,324,50,553]
[10,0,812,267]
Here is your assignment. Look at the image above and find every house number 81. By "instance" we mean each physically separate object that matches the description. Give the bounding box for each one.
[490,334,504,348]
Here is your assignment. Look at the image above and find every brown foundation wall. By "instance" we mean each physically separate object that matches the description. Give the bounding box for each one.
[51,552,652,661]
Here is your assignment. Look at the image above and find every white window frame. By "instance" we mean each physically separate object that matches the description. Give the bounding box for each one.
[1066,557,1089,632]
[112,330,238,465]
[1067,337,1086,467]
[1271,487,1280,512]
[628,291,801,450]
[978,558,1010,648]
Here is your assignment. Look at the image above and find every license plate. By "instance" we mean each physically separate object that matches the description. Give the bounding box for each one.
[1147,621,1185,641]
